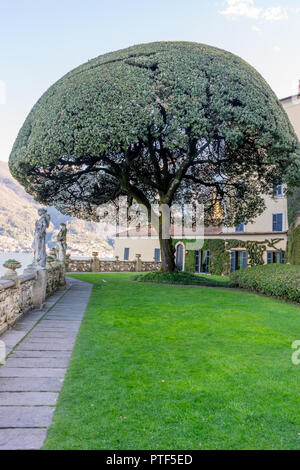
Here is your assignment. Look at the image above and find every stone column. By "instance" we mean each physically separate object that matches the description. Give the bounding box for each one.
[92,252,99,272]
[135,254,142,272]
[23,266,47,309]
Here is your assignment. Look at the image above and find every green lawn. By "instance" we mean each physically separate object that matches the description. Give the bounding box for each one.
[44,273,300,450]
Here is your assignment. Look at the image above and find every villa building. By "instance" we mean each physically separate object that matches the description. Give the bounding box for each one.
[114,91,300,274]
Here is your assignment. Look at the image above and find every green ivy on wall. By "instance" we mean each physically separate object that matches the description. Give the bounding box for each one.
[287,227,300,265]
[173,238,284,275]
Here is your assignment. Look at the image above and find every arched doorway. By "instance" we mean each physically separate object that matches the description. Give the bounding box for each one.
[175,242,185,271]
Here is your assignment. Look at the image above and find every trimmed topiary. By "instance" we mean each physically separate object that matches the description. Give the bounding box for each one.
[9,41,300,272]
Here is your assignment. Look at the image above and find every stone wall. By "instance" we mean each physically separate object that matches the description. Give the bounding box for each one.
[141,261,161,272]
[67,259,92,273]
[0,264,65,337]
[67,255,161,273]
[0,274,35,336]
[46,264,64,297]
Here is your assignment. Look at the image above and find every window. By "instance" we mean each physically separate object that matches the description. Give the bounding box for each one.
[272,213,283,232]
[195,250,200,273]
[273,184,283,197]
[267,251,285,264]
[154,248,161,262]
[235,223,245,233]
[230,250,247,272]
[124,248,129,260]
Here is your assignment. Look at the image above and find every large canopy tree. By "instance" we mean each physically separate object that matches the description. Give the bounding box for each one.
[9,42,300,271]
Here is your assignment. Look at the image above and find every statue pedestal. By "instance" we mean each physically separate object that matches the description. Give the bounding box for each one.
[58,261,66,290]
[24,266,47,309]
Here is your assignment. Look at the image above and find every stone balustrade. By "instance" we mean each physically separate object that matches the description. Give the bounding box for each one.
[67,254,161,273]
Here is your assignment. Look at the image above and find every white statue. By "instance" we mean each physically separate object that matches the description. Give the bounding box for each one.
[56,223,67,264]
[33,208,50,268]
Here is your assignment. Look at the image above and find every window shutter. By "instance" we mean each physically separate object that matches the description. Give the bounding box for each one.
[278,214,283,232]
[235,223,244,233]
[272,214,276,232]
[267,251,272,264]
[230,251,236,273]
[124,248,129,260]
[206,251,210,273]
[242,251,247,269]
[154,248,160,262]
[280,251,285,264]
[195,250,199,272]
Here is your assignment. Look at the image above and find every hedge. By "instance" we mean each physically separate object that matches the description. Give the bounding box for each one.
[135,271,231,287]
[230,264,300,303]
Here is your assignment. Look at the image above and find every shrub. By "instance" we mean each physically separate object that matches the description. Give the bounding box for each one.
[230,264,300,302]
[135,271,232,287]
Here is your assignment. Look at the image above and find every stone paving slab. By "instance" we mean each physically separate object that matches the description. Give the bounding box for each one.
[19,338,76,345]
[11,351,72,358]
[0,428,48,450]
[0,392,58,406]
[0,377,64,391]
[26,332,75,339]
[23,332,77,339]
[16,343,74,351]
[5,357,71,367]
[0,406,55,427]
[21,337,77,343]
[34,323,81,330]
[0,278,92,449]
[32,327,78,332]
[0,368,67,378]
[41,320,82,326]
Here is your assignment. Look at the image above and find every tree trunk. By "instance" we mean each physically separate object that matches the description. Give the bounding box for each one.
[160,237,177,272]
[156,204,177,272]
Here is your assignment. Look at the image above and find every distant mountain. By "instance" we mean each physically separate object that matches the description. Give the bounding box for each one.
[0,161,113,257]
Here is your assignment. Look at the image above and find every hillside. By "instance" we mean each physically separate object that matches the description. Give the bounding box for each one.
[0,161,113,257]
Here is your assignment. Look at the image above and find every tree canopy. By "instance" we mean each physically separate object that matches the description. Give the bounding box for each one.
[9,41,300,270]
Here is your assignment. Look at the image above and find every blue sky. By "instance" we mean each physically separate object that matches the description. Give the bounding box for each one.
[0,0,299,162]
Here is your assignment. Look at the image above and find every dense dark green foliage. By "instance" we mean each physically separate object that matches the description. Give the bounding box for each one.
[230,264,300,302]
[287,226,300,264]
[9,41,299,227]
[287,188,300,225]
[173,238,284,275]
[9,41,300,272]
[135,270,231,287]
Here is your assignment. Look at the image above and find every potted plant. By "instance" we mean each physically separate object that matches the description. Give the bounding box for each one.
[3,259,22,271]
[46,255,55,266]
[1,259,22,282]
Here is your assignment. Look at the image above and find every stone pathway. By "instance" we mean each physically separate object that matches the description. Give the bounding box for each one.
[0,278,93,450]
